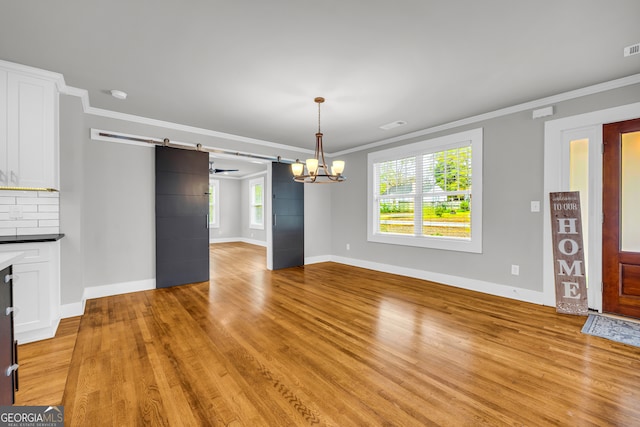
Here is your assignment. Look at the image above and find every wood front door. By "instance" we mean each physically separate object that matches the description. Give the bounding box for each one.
[603,118,640,318]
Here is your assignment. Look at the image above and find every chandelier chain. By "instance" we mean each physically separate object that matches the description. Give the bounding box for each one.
[318,100,321,133]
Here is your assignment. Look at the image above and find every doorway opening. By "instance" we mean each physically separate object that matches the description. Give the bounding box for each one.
[207,157,306,271]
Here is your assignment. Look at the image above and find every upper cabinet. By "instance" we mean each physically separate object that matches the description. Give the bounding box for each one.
[0,65,59,190]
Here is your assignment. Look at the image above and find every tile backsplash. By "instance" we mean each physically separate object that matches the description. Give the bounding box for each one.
[0,190,60,236]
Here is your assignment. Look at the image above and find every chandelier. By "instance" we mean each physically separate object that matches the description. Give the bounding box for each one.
[291,97,346,183]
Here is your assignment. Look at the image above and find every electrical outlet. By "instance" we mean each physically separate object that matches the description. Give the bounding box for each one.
[346,243,350,250]
[531,201,540,212]
[511,265,520,276]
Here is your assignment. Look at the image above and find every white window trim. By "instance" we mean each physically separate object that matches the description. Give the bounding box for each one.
[367,127,483,253]
[249,177,264,230]
[209,179,220,228]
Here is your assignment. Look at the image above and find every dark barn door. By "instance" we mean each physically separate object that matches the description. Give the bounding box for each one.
[156,147,210,288]
[272,162,304,269]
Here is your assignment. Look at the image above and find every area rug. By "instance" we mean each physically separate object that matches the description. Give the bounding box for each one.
[582,314,640,348]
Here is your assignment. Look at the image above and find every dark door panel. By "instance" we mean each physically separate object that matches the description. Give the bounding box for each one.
[156,252,210,288]
[156,147,210,288]
[272,216,304,246]
[272,198,305,216]
[156,217,209,240]
[156,171,209,195]
[155,195,208,217]
[273,249,305,271]
[272,180,304,198]
[156,236,210,261]
[272,162,304,270]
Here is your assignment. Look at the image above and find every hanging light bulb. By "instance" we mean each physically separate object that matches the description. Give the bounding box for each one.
[291,161,304,177]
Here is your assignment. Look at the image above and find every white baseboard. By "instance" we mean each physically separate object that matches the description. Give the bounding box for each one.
[59,279,155,320]
[60,300,85,318]
[210,237,267,247]
[16,324,58,344]
[83,279,156,301]
[325,255,545,305]
[304,255,332,265]
[25,280,156,343]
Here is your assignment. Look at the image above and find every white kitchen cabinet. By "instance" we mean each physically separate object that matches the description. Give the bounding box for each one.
[0,69,7,187]
[0,64,59,189]
[0,242,60,343]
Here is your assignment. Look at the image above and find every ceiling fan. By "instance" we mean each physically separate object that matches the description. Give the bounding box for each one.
[209,161,238,174]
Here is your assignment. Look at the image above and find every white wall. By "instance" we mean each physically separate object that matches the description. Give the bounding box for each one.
[208,174,268,244]
[328,83,640,303]
[57,79,640,312]
[58,95,305,310]
[304,183,332,260]
[209,178,241,240]
[59,95,85,305]
[81,119,156,290]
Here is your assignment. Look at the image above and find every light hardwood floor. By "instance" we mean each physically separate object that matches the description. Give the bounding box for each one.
[14,316,80,406]
[15,242,640,425]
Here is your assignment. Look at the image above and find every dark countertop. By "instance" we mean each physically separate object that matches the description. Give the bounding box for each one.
[0,233,65,244]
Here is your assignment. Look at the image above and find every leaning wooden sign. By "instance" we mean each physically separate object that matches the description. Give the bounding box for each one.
[549,191,588,315]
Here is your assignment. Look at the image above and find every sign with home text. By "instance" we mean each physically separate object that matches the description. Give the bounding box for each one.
[549,191,588,315]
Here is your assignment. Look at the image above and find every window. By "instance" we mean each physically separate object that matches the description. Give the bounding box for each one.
[249,177,264,229]
[368,128,483,253]
[209,179,220,228]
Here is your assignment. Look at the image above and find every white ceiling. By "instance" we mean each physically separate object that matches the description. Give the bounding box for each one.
[1,0,639,158]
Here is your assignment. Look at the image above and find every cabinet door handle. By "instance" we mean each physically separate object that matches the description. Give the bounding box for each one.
[5,307,15,316]
[13,341,18,391]
[4,274,12,284]
[5,364,18,377]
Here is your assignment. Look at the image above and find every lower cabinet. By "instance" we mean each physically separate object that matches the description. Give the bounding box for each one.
[0,242,60,343]
[0,265,18,405]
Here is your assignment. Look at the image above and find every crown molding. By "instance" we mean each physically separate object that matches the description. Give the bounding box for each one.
[332,73,640,157]
[60,85,315,156]
[50,63,640,158]
[0,59,67,91]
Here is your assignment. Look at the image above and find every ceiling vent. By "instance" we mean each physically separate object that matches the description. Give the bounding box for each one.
[624,43,640,57]
[379,120,407,130]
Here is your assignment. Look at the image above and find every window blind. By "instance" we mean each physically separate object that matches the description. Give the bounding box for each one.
[373,143,472,239]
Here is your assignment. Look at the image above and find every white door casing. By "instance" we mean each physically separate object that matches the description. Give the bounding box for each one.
[543,102,640,311]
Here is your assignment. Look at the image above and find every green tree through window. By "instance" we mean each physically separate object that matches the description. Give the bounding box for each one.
[368,128,483,253]
[434,147,471,194]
